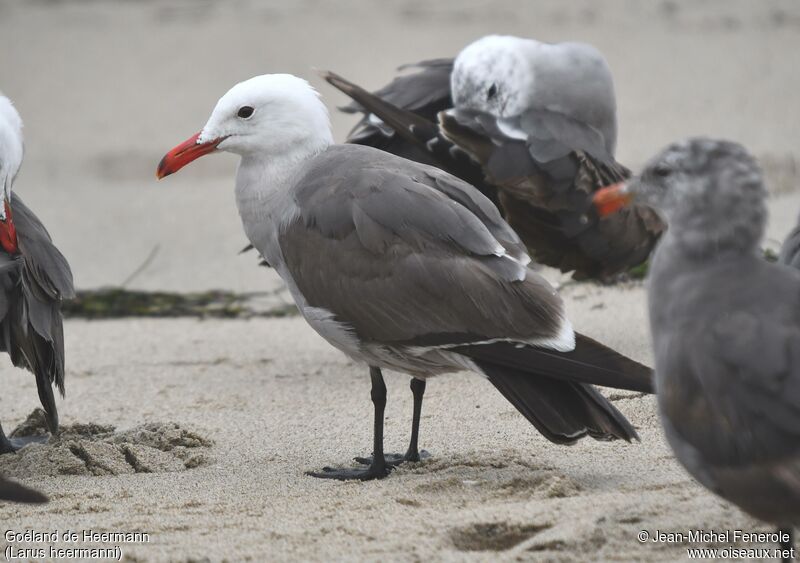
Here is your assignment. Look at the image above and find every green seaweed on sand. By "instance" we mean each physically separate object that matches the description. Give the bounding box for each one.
[62,288,297,319]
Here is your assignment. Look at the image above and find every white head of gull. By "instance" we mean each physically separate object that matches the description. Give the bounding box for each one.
[0,94,23,236]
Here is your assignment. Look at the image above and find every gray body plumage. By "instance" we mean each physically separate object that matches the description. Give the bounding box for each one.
[167,73,651,459]
[1,195,74,435]
[235,141,648,445]
[779,215,800,269]
[640,138,800,527]
[245,144,565,377]
[325,36,664,280]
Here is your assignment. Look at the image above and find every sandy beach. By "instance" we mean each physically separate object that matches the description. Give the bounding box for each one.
[1,0,799,561]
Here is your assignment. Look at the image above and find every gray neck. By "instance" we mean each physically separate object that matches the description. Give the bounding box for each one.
[664,200,766,261]
[234,144,330,268]
[235,140,331,224]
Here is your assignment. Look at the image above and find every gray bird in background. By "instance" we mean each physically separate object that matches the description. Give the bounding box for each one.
[323,35,665,281]
[779,214,800,269]
[593,138,798,559]
[157,74,652,482]
[0,474,47,503]
[0,94,75,453]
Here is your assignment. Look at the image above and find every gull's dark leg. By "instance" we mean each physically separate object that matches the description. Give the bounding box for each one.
[355,377,430,466]
[307,366,392,481]
[403,377,427,462]
[0,423,15,454]
[0,421,49,455]
[779,527,794,563]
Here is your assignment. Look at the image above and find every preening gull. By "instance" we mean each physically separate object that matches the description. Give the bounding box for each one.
[0,93,74,453]
[323,35,665,281]
[157,74,652,481]
[594,138,799,559]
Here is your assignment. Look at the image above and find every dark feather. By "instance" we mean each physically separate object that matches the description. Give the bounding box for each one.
[325,68,666,280]
[472,359,639,444]
[280,145,565,346]
[453,335,649,443]
[454,333,654,394]
[1,195,73,433]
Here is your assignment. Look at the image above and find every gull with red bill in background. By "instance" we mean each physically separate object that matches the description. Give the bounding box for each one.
[593,138,799,560]
[157,73,653,481]
[322,35,665,281]
[0,93,74,454]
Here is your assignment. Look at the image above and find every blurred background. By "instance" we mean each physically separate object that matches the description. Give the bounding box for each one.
[1,0,798,293]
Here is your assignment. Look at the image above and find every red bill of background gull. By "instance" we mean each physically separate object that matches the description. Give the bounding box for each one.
[322,35,665,281]
[157,74,653,481]
[594,138,799,559]
[0,93,74,453]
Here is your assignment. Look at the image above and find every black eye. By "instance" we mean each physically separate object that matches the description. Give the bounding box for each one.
[653,164,672,178]
[487,84,498,100]
[237,106,255,119]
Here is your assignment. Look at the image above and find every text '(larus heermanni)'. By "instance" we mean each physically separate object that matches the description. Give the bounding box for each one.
[322,35,665,281]
[594,138,798,560]
[157,74,653,481]
[0,93,75,453]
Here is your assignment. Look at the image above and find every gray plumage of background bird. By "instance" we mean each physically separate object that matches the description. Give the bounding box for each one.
[324,35,665,281]
[595,137,798,558]
[0,94,74,453]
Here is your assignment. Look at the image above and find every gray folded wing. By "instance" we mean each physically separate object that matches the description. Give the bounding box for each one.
[779,220,800,269]
[656,262,800,524]
[14,196,75,301]
[279,145,565,347]
[0,195,74,432]
[440,108,663,278]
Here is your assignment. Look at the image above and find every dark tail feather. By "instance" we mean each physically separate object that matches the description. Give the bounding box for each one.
[34,369,58,434]
[320,70,441,145]
[320,70,497,202]
[475,360,638,443]
[455,334,652,443]
[455,332,654,394]
[32,334,59,434]
[0,476,48,504]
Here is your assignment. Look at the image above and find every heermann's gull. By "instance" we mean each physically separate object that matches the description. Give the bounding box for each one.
[157,74,653,481]
[780,215,800,269]
[0,93,74,453]
[594,138,799,559]
[0,474,47,503]
[322,35,665,281]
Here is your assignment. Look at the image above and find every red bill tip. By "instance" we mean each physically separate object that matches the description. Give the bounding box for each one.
[156,132,226,179]
[593,183,633,217]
